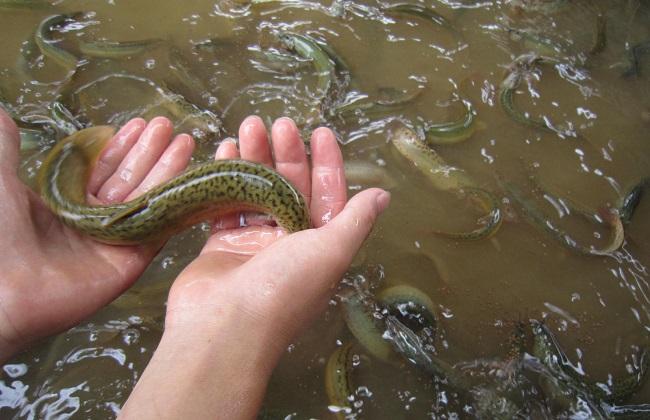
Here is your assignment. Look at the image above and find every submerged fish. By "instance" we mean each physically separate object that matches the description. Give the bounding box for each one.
[390,126,502,240]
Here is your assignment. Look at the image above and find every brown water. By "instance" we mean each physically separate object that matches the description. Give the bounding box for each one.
[1,0,650,418]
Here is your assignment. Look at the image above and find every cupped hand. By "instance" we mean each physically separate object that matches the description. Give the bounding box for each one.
[120,116,389,419]
[0,111,194,362]
[167,116,390,338]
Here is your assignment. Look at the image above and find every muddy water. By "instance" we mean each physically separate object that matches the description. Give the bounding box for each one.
[1,0,650,418]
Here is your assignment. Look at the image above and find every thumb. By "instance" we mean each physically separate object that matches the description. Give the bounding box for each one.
[0,108,20,172]
[317,188,390,262]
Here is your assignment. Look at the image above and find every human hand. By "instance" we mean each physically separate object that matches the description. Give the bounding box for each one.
[168,115,390,339]
[119,116,390,419]
[0,111,194,362]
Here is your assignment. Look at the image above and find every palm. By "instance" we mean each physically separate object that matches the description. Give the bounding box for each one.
[0,114,194,358]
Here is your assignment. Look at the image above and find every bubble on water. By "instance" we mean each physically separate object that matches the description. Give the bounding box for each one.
[327,405,351,414]
[122,328,140,346]
[397,389,416,410]
[182,13,201,25]
[356,386,372,397]
[3,364,27,378]
[352,353,361,367]
[161,256,175,269]
[577,107,597,120]
[480,147,495,164]
[440,305,454,319]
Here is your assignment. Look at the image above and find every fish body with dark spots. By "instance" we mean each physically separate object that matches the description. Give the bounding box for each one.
[38,126,311,244]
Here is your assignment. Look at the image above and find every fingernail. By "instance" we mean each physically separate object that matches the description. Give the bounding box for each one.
[376,190,391,214]
[150,116,172,129]
[311,127,335,145]
[273,118,297,138]
[115,118,145,144]
[243,115,262,124]
[242,115,263,134]
[275,116,296,127]
[176,133,193,145]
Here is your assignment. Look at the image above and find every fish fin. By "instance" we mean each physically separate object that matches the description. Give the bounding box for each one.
[103,202,147,227]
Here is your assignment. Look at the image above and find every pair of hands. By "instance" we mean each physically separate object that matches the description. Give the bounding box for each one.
[0,109,389,417]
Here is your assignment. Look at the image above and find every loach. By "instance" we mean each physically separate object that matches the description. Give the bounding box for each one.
[38,126,311,244]
[390,126,502,240]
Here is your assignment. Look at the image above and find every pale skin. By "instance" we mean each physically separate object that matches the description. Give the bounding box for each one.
[0,109,390,418]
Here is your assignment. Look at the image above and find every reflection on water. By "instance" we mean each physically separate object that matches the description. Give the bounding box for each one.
[1,0,650,418]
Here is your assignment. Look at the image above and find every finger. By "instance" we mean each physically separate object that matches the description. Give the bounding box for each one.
[309,127,347,227]
[271,117,311,202]
[213,138,241,230]
[87,118,146,195]
[238,115,273,166]
[96,117,174,204]
[0,108,20,172]
[215,138,240,160]
[125,134,195,200]
[318,188,390,266]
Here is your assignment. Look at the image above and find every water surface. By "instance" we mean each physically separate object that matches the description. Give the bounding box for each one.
[1,0,650,418]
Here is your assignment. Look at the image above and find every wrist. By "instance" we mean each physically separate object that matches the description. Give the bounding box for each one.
[120,303,285,419]
[160,308,285,376]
